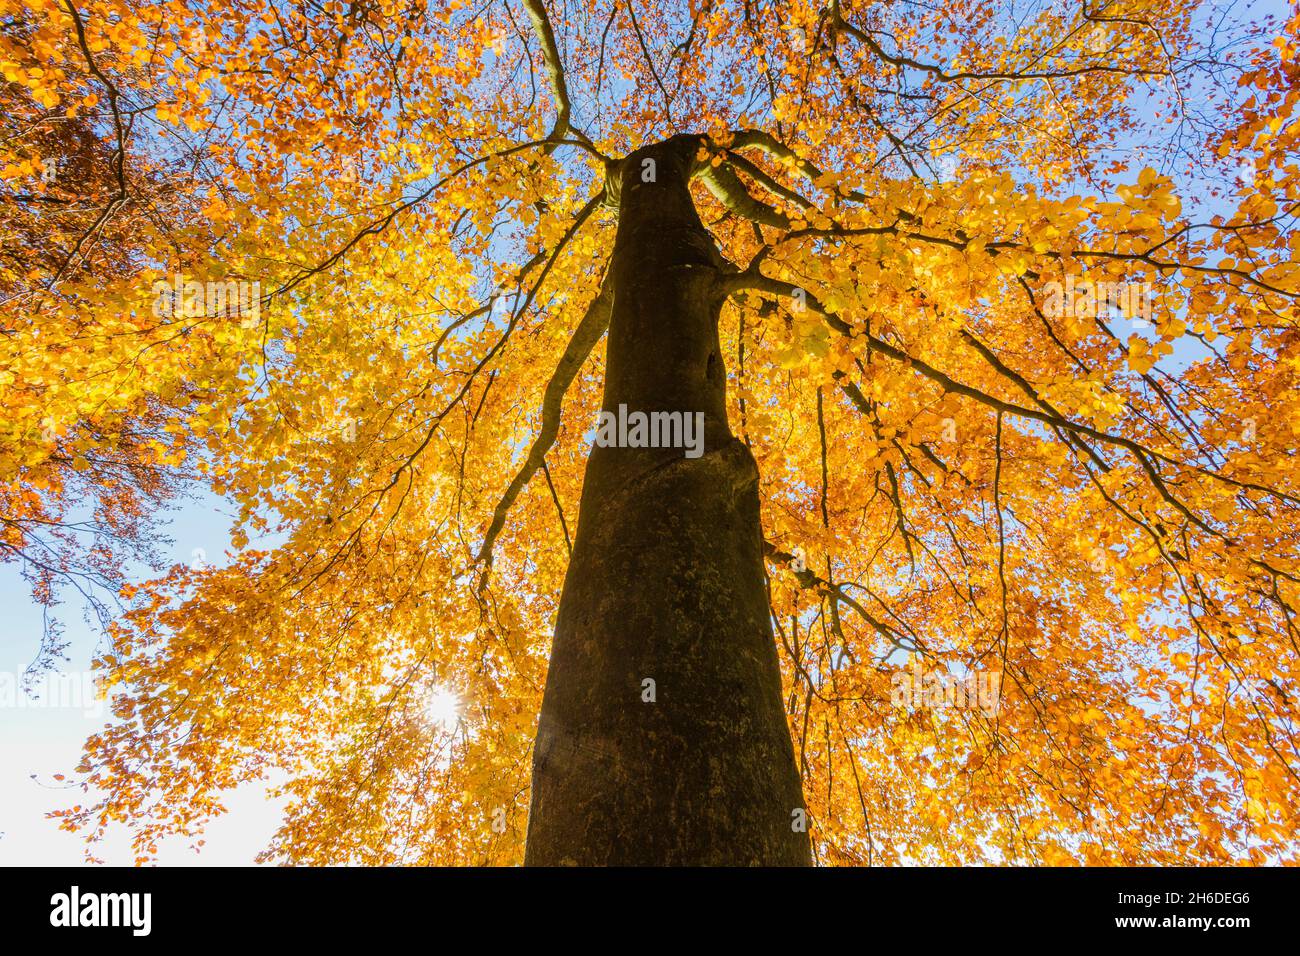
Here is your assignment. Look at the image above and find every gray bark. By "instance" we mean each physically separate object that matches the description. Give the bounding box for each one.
[524,135,811,866]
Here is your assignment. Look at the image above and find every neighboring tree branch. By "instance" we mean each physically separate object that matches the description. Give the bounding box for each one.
[763,540,918,653]
[725,269,1300,585]
[50,0,132,289]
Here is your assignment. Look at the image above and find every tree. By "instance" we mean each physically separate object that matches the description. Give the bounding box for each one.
[7,0,1297,864]
[2,0,216,665]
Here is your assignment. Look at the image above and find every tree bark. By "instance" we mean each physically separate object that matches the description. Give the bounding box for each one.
[524,135,812,865]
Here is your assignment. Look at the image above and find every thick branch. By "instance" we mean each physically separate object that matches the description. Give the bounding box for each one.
[522,0,571,135]
[476,275,614,567]
[697,160,790,228]
[725,269,1300,582]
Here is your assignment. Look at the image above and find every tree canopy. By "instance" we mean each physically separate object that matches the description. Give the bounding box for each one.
[3,0,1299,864]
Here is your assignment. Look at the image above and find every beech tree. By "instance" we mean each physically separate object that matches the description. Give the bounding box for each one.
[2,0,207,659]
[5,0,1299,864]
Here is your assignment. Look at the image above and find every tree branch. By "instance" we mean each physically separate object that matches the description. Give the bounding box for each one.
[476,273,614,568]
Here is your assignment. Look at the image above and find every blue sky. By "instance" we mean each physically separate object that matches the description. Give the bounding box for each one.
[0,490,286,864]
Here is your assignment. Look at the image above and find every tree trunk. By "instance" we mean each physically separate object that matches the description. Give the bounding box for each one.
[524,135,811,866]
